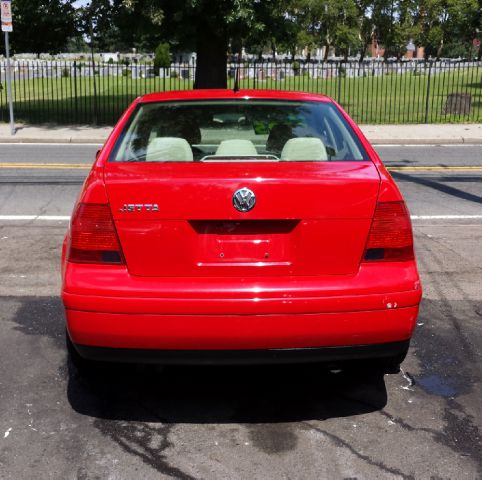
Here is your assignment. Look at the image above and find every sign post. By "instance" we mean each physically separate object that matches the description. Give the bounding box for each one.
[1,0,15,135]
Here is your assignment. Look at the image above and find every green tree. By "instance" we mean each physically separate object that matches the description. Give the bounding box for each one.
[93,0,479,90]
[121,0,295,88]
[76,0,122,53]
[371,0,419,60]
[112,0,162,52]
[355,0,376,61]
[11,0,76,55]
[475,0,482,59]
[332,0,362,60]
[414,0,480,59]
[154,42,171,69]
[290,0,362,61]
[244,0,297,60]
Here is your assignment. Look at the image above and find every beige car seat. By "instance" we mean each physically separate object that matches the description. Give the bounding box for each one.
[215,139,258,156]
[280,137,328,161]
[145,137,194,162]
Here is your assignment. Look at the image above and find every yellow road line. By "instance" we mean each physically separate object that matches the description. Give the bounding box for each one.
[0,163,481,172]
[388,166,482,171]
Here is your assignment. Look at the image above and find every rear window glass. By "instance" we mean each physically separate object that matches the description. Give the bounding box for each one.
[110,100,369,163]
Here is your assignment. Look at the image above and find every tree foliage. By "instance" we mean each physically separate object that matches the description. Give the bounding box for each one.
[10,0,76,55]
[413,0,480,59]
[154,42,171,69]
[8,0,481,84]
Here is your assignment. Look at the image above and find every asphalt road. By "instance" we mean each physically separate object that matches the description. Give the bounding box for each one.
[0,144,481,479]
[0,143,482,166]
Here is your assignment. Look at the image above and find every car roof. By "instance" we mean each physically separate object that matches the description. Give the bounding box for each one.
[140,89,333,104]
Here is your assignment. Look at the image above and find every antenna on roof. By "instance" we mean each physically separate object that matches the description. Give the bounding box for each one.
[233,50,241,92]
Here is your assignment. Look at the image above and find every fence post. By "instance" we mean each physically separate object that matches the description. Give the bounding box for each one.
[254,61,257,90]
[424,61,432,124]
[91,56,98,125]
[337,62,342,103]
[73,61,78,123]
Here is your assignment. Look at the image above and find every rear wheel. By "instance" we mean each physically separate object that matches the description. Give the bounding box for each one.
[343,346,409,374]
[66,332,99,375]
[375,347,409,374]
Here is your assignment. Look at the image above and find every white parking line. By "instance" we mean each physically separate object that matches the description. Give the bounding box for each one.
[0,143,103,146]
[411,215,482,220]
[373,144,481,147]
[1,214,482,222]
[0,215,71,221]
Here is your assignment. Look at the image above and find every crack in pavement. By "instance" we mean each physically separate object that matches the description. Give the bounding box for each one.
[303,422,415,479]
[94,419,198,480]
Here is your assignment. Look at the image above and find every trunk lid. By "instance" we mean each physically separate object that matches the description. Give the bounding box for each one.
[104,161,380,277]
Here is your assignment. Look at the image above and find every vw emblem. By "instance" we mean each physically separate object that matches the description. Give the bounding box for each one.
[233,187,256,212]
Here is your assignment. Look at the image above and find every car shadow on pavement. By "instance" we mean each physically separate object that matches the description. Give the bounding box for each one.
[391,171,482,205]
[66,360,388,424]
[10,296,388,424]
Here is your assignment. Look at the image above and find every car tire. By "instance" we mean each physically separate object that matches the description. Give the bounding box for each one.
[377,347,409,374]
[66,331,99,375]
[344,347,409,375]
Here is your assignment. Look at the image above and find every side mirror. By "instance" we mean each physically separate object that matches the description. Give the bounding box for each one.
[95,149,102,160]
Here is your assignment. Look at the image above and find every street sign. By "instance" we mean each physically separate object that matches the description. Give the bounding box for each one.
[1,0,13,32]
[2,0,15,134]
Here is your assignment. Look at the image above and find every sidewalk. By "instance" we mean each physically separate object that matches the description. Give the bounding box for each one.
[360,124,482,145]
[0,122,481,145]
[0,124,112,144]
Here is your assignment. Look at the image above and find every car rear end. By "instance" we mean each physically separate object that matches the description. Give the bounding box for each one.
[61,90,422,367]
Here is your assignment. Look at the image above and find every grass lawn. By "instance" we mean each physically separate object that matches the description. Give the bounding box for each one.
[1,66,480,125]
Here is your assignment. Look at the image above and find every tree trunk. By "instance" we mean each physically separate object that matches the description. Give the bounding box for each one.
[194,21,228,89]
[323,44,330,62]
[359,39,369,62]
[436,39,443,60]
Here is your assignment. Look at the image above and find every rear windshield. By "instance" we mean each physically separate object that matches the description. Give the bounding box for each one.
[110,99,369,163]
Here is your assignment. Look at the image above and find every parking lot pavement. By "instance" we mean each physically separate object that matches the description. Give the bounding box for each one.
[0,144,481,479]
[0,221,481,479]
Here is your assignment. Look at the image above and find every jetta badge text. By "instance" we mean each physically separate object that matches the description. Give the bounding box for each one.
[233,187,256,212]
[119,204,160,212]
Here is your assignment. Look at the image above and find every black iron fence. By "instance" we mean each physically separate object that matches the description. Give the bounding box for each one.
[0,59,481,125]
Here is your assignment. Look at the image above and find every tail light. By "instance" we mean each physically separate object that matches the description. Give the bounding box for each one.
[363,201,414,262]
[68,203,124,264]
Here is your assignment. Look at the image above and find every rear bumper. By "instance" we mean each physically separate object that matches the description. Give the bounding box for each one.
[72,339,410,365]
[63,261,421,355]
[65,305,419,351]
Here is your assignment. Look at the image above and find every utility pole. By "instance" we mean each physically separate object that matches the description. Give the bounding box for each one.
[1,0,15,135]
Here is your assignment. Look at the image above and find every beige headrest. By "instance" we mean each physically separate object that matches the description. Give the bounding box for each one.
[215,139,258,156]
[146,137,193,162]
[280,137,328,161]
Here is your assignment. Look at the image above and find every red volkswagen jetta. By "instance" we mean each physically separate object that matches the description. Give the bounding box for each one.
[61,90,422,372]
